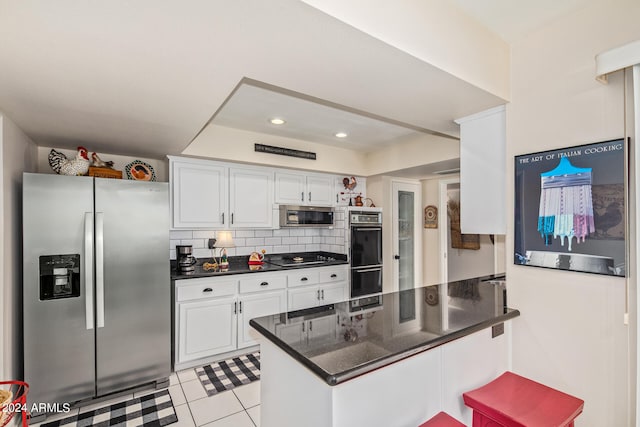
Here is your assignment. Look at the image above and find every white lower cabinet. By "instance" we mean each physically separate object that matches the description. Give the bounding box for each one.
[287,265,348,311]
[178,296,237,362]
[175,273,285,367]
[237,290,286,349]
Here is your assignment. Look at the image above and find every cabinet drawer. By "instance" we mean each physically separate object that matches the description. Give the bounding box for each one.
[319,266,347,283]
[176,278,237,302]
[239,274,287,294]
[287,270,320,287]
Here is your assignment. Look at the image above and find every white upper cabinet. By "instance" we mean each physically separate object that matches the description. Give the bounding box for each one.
[274,172,307,205]
[171,158,227,229]
[275,171,335,206]
[229,167,274,228]
[455,105,506,235]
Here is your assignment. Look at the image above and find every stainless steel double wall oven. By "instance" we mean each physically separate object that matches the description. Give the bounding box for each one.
[349,210,383,297]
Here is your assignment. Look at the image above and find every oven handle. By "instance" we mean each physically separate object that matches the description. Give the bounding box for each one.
[353,267,382,273]
[352,227,382,231]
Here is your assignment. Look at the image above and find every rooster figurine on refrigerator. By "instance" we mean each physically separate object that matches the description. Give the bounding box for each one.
[48,146,90,176]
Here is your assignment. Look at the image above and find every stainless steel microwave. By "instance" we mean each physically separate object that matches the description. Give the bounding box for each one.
[279,205,334,227]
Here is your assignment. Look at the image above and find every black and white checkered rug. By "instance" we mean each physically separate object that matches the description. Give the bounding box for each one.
[195,352,260,396]
[42,389,177,427]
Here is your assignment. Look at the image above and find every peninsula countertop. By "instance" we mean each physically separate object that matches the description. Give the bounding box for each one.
[250,274,519,385]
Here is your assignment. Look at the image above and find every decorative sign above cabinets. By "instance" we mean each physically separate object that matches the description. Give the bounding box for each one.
[255,143,316,160]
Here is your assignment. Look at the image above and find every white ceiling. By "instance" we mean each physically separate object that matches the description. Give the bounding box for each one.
[0,1,596,165]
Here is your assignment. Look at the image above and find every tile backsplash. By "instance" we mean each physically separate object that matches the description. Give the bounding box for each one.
[169,211,348,260]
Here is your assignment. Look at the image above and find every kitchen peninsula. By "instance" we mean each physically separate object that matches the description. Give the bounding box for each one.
[250,275,519,427]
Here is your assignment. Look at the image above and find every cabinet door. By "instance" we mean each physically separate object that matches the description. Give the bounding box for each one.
[288,286,320,311]
[319,281,347,305]
[229,167,274,228]
[178,296,237,363]
[306,174,335,205]
[275,172,306,205]
[238,290,286,349]
[172,161,227,228]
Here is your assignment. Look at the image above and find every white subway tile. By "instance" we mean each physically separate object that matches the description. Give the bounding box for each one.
[298,237,312,244]
[246,237,265,246]
[273,229,290,237]
[232,238,246,247]
[304,228,320,236]
[223,248,237,257]
[335,220,345,229]
[262,246,274,254]
[290,244,306,252]
[193,248,213,259]
[282,237,298,245]
[235,246,257,256]
[305,244,320,251]
[289,229,305,237]
[170,239,182,249]
[255,230,274,237]
[265,237,282,245]
[192,230,217,239]
[235,230,255,238]
[181,239,205,249]
[272,245,290,253]
[170,230,192,239]
[169,249,176,260]
[312,236,323,244]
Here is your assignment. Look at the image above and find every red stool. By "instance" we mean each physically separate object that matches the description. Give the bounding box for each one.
[463,371,584,427]
[419,411,466,427]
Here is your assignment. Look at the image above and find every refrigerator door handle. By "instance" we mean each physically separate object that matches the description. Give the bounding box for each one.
[84,212,94,330]
[96,212,105,328]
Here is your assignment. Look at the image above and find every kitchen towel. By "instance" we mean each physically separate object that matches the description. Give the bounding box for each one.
[41,389,177,427]
[196,352,260,396]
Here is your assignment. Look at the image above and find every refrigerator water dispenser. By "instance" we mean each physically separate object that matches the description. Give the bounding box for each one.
[39,254,80,300]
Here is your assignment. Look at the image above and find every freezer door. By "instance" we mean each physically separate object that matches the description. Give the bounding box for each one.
[94,179,171,395]
[23,173,96,410]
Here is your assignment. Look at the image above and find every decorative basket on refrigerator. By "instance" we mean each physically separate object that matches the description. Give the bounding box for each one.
[0,381,29,427]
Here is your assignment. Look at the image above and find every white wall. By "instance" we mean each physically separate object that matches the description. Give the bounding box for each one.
[0,112,38,382]
[507,1,640,425]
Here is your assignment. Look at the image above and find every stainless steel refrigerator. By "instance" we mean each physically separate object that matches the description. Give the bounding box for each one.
[23,173,171,413]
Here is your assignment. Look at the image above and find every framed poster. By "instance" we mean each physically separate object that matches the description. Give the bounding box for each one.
[514,138,626,276]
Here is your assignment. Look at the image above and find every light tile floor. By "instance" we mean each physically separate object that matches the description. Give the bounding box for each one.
[30,368,261,427]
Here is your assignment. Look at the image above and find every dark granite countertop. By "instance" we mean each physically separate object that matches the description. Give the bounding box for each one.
[250,274,519,386]
[171,252,348,280]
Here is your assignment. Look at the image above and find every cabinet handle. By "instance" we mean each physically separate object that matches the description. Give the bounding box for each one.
[222,213,225,224]
[239,301,242,313]
[301,192,304,202]
[234,302,237,314]
[336,194,338,203]
[231,213,234,224]
[302,322,305,332]
[301,277,308,282]
[308,192,311,202]
[309,320,313,331]
[203,288,213,293]
[260,281,269,287]
[317,290,320,300]
[321,289,325,300]
[330,274,337,278]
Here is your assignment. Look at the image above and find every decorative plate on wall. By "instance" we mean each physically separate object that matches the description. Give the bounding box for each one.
[124,160,156,181]
[424,205,438,229]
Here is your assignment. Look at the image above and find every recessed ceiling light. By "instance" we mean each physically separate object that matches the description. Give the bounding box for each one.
[335,132,348,138]
[269,118,286,125]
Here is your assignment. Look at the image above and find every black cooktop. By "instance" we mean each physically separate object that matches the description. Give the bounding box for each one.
[265,253,342,267]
